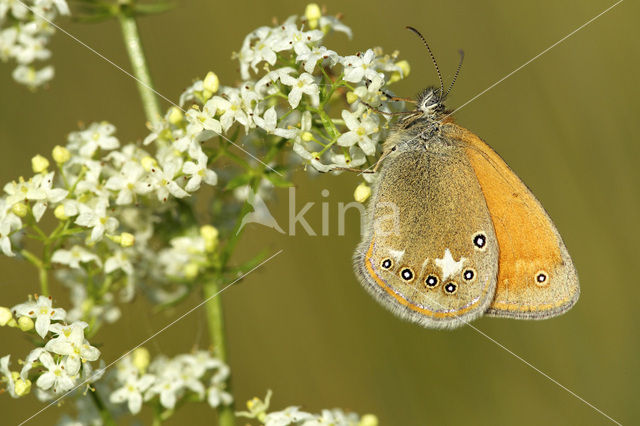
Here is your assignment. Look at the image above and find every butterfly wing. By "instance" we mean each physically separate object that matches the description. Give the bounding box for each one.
[449,124,580,319]
[354,141,499,329]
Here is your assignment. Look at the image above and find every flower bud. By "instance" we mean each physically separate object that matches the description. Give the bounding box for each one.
[389,60,410,84]
[168,106,184,125]
[301,131,314,142]
[200,225,219,252]
[31,155,50,173]
[184,262,200,279]
[53,204,67,220]
[17,316,34,332]
[11,202,28,218]
[132,347,150,373]
[119,232,135,247]
[359,414,379,426]
[305,3,322,29]
[0,307,12,326]
[354,182,371,203]
[203,72,220,94]
[14,378,31,396]
[346,91,359,104]
[52,145,70,164]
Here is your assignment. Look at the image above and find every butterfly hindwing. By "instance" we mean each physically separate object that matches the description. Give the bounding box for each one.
[354,135,499,329]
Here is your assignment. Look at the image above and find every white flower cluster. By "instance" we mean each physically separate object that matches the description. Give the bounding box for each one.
[0,296,102,401]
[160,5,408,178]
[238,390,378,426]
[0,0,69,88]
[0,118,221,326]
[109,348,232,415]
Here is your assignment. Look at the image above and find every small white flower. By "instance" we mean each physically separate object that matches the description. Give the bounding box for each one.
[104,249,134,275]
[255,67,295,96]
[296,46,338,73]
[72,160,105,196]
[110,374,156,414]
[185,101,222,140]
[237,26,273,78]
[336,110,380,155]
[0,199,22,256]
[105,161,151,205]
[353,74,387,109]
[264,406,315,426]
[20,347,47,380]
[12,64,54,89]
[280,72,319,108]
[51,0,71,15]
[254,107,297,139]
[67,122,120,158]
[4,177,45,206]
[207,383,233,408]
[31,172,68,221]
[12,295,66,338]
[292,143,335,173]
[319,15,352,38]
[342,49,381,83]
[13,32,50,64]
[272,24,324,56]
[329,146,366,168]
[148,162,189,201]
[182,151,217,192]
[36,352,75,393]
[248,28,278,72]
[75,199,119,242]
[51,245,102,269]
[45,322,100,375]
[0,355,17,398]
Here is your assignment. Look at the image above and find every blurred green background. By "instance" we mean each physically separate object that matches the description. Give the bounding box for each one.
[1,0,638,424]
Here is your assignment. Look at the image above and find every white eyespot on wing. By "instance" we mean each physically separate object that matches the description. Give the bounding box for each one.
[387,249,405,263]
[435,249,466,281]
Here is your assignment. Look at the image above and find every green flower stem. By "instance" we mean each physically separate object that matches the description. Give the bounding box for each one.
[89,387,117,426]
[20,249,49,296]
[117,9,162,125]
[202,278,235,426]
[38,265,49,296]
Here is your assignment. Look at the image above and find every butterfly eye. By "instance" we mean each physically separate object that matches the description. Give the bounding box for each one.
[399,267,415,282]
[472,232,487,251]
[462,268,476,282]
[424,274,439,288]
[535,270,549,286]
[444,282,458,294]
[380,258,393,270]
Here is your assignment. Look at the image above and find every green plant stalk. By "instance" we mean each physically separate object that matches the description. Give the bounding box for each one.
[89,388,117,426]
[203,278,235,426]
[118,11,162,125]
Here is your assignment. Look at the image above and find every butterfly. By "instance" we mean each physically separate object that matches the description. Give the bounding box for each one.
[353,27,579,329]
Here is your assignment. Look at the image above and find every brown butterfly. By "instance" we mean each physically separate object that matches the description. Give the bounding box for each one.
[353,27,579,328]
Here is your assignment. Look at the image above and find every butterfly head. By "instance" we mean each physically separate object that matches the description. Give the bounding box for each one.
[416,86,445,118]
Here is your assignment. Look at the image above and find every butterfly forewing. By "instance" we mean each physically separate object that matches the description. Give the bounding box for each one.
[450,124,580,318]
[354,137,499,328]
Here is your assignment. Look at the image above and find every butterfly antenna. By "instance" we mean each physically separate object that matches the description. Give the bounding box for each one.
[445,50,464,98]
[406,26,444,100]
[379,88,417,103]
[359,100,414,116]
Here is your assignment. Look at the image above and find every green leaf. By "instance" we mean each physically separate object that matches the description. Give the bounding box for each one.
[224,174,252,191]
[264,169,292,187]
